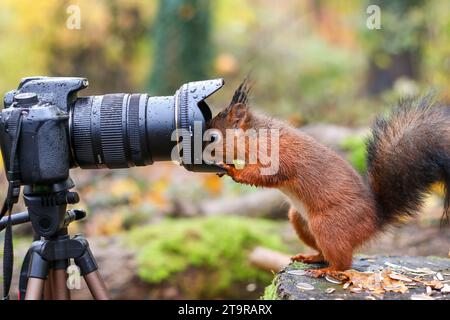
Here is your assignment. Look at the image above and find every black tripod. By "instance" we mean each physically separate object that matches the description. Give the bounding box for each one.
[0,178,108,300]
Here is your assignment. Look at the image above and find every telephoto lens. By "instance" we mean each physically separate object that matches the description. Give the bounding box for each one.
[1,76,226,181]
[71,79,224,172]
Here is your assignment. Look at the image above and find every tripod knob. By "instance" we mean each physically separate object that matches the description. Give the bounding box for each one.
[64,209,86,227]
[65,192,80,204]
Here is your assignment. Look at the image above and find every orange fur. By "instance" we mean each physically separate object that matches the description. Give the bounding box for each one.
[209,104,378,275]
[208,86,450,276]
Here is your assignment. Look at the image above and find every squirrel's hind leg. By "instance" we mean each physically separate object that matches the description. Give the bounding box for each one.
[307,213,354,275]
[288,206,325,264]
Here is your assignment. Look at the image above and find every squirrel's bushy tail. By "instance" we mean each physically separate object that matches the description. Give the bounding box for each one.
[367,96,450,226]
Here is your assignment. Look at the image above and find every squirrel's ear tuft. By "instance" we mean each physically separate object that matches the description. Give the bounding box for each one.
[227,103,250,129]
[228,76,252,108]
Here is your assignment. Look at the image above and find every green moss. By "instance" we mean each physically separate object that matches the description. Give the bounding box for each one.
[262,276,279,300]
[289,261,310,270]
[340,135,369,174]
[126,216,287,292]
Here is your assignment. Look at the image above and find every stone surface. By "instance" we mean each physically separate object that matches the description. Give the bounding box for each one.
[273,255,450,300]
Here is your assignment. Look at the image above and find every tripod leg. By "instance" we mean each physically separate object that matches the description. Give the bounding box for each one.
[84,270,108,300]
[25,247,49,300]
[18,250,32,300]
[44,270,53,300]
[52,264,71,300]
[74,244,109,300]
[26,278,46,300]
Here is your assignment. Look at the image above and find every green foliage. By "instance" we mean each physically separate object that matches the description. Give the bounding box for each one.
[127,216,286,291]
[295,37,363,120]
[149,0,212,95]
[261,277,279,300]
[340,135,369,174]
[361,0,426,55]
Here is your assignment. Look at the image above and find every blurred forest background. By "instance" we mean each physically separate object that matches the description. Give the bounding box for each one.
[0,0,449,299]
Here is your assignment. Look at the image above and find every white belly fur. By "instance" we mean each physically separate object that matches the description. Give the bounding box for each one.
[280,187,309,222]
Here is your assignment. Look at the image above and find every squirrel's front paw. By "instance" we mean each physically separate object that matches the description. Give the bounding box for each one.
[217,162,237,177]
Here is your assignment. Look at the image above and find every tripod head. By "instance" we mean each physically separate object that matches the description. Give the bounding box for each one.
[0,178,87,238]
[23,178,80,238]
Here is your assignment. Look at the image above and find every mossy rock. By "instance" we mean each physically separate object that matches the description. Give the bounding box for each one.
[126,216,287,299]
[264,256,450,300]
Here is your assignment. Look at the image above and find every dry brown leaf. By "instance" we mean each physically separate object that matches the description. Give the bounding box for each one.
[422,280,444,290]
[335,269,409,294]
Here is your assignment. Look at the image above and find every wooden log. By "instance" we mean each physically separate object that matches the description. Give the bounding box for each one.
[249,247,291,273]
[172,189,287,218]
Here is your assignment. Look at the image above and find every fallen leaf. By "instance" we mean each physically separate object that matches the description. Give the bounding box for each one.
[422,280,444,290]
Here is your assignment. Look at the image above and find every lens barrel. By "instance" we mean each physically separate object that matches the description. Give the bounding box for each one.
[71,79,224,171]
[72,93,151,168]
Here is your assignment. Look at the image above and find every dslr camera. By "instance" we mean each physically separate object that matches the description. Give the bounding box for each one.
[0,76,225,186]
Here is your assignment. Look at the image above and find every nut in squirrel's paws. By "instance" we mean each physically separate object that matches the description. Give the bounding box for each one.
[232,159,246,170]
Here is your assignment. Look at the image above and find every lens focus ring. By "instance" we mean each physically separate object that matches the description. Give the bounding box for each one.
[72,97,97,168]
[72,93,153,169]
[100,94,128,168]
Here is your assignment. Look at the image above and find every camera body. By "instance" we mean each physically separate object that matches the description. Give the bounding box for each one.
[0,76,224,186]
[0,77,86,184]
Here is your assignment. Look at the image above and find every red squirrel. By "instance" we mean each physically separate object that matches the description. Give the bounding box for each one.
[208,79,450,277]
